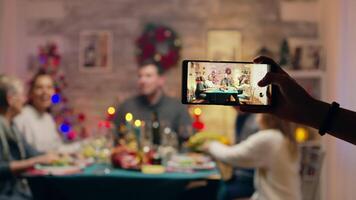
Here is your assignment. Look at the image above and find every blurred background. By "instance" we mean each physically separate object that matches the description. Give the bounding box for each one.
[0,0,355,199]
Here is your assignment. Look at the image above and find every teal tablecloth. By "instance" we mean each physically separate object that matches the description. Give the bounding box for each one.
[27,164,224,200]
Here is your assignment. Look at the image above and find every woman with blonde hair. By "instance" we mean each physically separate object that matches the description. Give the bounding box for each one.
[204,114,301,200]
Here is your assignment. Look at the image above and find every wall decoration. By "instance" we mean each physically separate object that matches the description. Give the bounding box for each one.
[79,30,112,72]
[288,37,322,70]
[135,23,181,73]
[207,30,242,61]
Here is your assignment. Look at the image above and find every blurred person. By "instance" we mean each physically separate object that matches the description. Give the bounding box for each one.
[195,76,207,100]
[114,62,192,143]
[204,75,215,88]
[220,68,234,88]
[204,114,301,200]
[240,56,356,145]
[14,71,79,153]
[0,75,58,200]
[235,78,251,100]
[224,112,258,200]
[208,70,219,85]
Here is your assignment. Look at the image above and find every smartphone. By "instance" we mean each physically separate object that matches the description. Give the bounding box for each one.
[182,60,273,106]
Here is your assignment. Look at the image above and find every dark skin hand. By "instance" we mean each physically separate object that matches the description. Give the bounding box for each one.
[239,56,356,145]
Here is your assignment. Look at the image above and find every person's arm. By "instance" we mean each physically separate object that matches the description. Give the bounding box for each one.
[0,153,59,178]
[240,56,356,145]
[207,132,274,168]
[299,99,356,145]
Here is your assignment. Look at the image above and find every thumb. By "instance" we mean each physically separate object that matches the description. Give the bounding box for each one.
[258,72,288,88]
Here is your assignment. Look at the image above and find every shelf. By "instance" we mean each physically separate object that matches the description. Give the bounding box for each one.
[285,69,325,79]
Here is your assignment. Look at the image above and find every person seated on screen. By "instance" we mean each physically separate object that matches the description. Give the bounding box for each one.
[203,114,301,200]
[220,68,234,88]
[235,79,251,100]
[0,75,58,200]
[195,76,208,100]
[114,61,192,144]
[204,75,216,88]
[14,70,80,153]
[237,74,247,86]
[208,70,219,85]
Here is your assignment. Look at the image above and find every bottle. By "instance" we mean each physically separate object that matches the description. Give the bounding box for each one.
[151,111,161,146]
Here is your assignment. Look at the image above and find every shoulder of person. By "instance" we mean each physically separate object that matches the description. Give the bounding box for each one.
[14,105,32,123]
[248,129,284,144]
[163,95,185,107]
[119,96,140,107]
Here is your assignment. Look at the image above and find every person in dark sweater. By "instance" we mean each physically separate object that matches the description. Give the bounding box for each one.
[114,63,192,143]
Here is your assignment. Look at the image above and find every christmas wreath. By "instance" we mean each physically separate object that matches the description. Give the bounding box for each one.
[135,23,181,72]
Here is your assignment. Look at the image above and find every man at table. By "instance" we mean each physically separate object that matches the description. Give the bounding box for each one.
[114,62,192,144]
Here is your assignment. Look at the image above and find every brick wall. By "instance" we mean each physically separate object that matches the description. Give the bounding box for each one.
[24,0,318,135]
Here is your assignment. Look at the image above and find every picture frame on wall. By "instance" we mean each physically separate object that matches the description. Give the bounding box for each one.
[79,30,112,72]
[288,37,322,70]
[207,30,242,61]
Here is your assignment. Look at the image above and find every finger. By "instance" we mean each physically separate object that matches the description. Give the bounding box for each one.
[258,72,288,87]
[253,56,287,75]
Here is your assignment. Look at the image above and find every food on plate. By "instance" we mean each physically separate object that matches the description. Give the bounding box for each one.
[187,131,230,150]
[166,153,216,172]
[111,145,141,170]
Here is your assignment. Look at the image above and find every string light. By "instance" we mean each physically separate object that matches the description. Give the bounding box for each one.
[134,120,142,127]
[107,106,116,115]
[193,107,202,116]
[51,94,61,104]
[60,123,71,133]
[125,113,133,122]
[295,127,308,143]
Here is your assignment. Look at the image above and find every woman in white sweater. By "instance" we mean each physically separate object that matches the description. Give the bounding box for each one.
[206,114,301,200]
[14,71,80,153]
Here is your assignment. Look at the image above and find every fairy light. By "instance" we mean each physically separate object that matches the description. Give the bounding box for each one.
[194,107,202,116]
[125,113,133,122]
[107,106,116,115]
[51,94,61,104]
[134,120,142,127]
[295,127,308,143]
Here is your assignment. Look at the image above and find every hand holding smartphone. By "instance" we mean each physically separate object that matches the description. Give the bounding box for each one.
[182,60,273,107]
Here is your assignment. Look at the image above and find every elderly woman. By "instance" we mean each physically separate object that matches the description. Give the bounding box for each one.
[0,75,57,200]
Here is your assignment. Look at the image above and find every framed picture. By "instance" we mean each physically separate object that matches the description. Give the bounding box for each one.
[79,30,112,72]
[207,30,242,61]
[288,38,322,70]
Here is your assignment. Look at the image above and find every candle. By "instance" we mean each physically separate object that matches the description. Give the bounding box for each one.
[134,119,142,147]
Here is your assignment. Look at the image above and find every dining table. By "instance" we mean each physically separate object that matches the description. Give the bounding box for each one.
[26,163,225,200]
[204,88,243,104]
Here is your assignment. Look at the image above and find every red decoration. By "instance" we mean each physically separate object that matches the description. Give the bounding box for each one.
[78,113,86,122]
[67,131,77,140]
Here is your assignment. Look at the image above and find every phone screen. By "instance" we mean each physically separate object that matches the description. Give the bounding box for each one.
[183,61,272,106]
